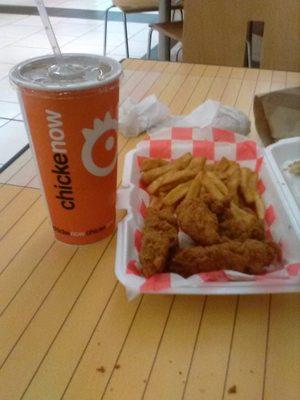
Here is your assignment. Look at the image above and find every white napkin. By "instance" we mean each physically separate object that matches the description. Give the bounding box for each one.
[119,95,170,137]
[119,96,251,137]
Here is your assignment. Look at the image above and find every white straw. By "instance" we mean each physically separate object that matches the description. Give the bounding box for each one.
[35,0,62,59]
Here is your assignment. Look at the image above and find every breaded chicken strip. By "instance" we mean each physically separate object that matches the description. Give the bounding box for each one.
[140,208,178,278]
[169,239,280,277]
[176,198,220,245]
[219,202,265,241]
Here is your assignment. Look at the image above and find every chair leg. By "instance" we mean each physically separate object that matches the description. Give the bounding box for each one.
[171,9,175,21]
[103,5,115,56]
[122,11,130,58]
[180,8,183,21]
[175,46,182,62]
[147,27,154,59]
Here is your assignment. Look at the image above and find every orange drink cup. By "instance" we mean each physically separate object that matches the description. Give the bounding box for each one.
[10,54,122,245]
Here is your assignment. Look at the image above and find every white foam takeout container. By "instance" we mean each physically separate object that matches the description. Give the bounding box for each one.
[115,130,300,298]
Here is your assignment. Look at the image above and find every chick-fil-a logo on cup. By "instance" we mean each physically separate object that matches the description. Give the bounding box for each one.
[81,113,118,176]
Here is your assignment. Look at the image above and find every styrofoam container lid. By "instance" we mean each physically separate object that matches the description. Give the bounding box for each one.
[264,137,300,237]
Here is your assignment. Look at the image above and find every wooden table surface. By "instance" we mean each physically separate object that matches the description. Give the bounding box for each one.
[0,59,300,400]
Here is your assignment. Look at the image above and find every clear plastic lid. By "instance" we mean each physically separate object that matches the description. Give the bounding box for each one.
[9,53,122,92]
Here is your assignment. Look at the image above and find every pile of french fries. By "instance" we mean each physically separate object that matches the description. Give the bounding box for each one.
[140,153,265,219]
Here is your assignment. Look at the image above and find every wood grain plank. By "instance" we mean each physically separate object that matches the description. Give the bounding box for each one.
[223,296,270,400]
[0,236,112,400]
[133,59,157,71]
[0,219,53,314]
[0,185,23,211]
[286,72,300,87]
[0,189,40,239]
[0,198,47,272]
[62,285,141,400]
[205,76,229,101]
[144,70,178,99]
[174,63,193,75]
[235,79,258,116]
[258,70,273,82]
[151,61,171,72]
[189,64,206,77]
[158,73,190,105]
[182,76,214,114]
[221,79,243,107]
[217,66,232,78]
[164,62,183,74]
[29,175,40,189]
[7,158,37,187]
[230,68,246,80]
[121,68,156,103]
[244,69,259,81]
[22,236,120,400]
[183,296,238,400]
[121,59,133,68]
[102,295,174,400]
[169,75,203,115]
[130,71,163,102]
[270,81,286,91]
[264,294,300,400]
[122,68,136,84]
[0,241,76,366]
[0,150,32,185]
[272,70,287,83]
[143,296,205,400]
[202,65,219,77]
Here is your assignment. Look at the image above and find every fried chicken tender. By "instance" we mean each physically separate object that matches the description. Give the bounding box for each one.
[176,198,221,245]
[140,208,178,278]
[169,239,280,277]
[219,202,265,241]
[202,193,231,217]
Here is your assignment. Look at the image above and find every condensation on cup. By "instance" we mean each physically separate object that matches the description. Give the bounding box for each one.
[10,54,122,245]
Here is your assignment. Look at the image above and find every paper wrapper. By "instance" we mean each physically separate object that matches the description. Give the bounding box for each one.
[116,127,300,299]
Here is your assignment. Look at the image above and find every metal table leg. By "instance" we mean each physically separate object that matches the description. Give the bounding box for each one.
[158,0,171,61]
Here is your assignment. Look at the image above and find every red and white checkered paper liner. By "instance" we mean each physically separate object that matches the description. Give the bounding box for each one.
[116,127,300,297]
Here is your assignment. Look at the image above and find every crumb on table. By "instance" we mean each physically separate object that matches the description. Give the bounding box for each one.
[228,385,237,394]
[96,366,106,373]
[114,364,121,369]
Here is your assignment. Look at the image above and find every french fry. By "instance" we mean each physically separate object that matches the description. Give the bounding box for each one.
[203,175,224,200]
[241,167,256,203]
[163,181,192,206]
[142,164,176,184]
[187,156,206,171]
[221,162,239,179]
[205,164,215,173]
[215,157,230,173]
[206,171,229,195]
[172,152,193,169]
[147,169,197,195]
[226,167,241,204]
[142,153,193,184]
[255,192,265,219]
[230,201,254,222]
[149,195,163,209]
[186,170,204,200]
[247,171,258,202]
[140,158,169,172]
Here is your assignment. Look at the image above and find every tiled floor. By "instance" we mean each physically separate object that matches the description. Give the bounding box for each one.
[0,2,160,169]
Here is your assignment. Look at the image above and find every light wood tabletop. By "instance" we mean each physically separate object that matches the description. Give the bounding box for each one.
[0,59,300,400]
